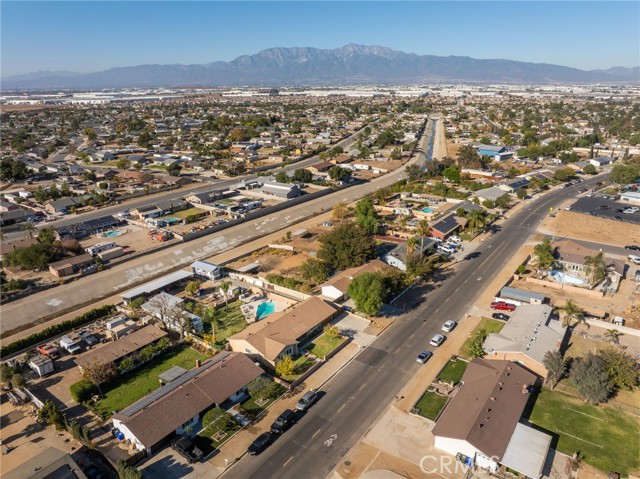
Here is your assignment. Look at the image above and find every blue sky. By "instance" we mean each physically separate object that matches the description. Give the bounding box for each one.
[2,1,638,76]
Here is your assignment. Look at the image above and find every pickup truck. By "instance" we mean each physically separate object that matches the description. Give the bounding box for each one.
[59,336,82,355]
[37,344,60,359]
[171,436,203,464]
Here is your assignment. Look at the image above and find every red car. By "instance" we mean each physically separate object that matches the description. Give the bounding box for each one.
[490,301,516,312]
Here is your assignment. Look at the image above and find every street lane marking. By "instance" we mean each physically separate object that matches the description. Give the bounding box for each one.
[409,332,415,339]
[312,429,321,438]
[358,383,367,391]
[283,456,294,467]
[337,403,347,413]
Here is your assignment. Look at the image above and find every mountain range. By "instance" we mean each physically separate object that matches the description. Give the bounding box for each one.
[3,44,639,89]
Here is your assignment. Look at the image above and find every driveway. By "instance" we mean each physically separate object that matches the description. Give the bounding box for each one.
[140,445,217,479]
[333,313,376,348]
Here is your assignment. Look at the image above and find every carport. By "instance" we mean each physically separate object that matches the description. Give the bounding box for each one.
[501,423,552,479]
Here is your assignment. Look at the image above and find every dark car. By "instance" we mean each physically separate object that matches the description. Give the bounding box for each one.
[625,245,640,251]
[171,436,203,464]
[295,390,319,411]
[492,313,510,321]
[78,331,98,346]
[248,432,275,455]
[270,409,296,434]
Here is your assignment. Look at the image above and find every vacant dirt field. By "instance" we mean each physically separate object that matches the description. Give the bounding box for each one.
[539,210,640,247]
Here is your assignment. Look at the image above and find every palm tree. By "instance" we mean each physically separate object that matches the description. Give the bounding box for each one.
[23,222,35,239]
[604,329,621,344]
[583,252,607,286]
[219,280,232,306]
[562,300,586,328]
[532,239,556,278]
[416,220,430,251]
[467,210,487,234]
[407,236,420,258]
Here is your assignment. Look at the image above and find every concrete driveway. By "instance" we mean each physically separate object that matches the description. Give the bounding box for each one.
[140,445,218,479]
[334,313,376,348]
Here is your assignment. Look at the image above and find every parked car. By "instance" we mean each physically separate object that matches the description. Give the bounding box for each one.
[442,320,457,332]
[295,390,319,412]
[490,301,517,312]
[430,334,445,347]
[270,409,296,434]
[248,432,275,455]
[492,313,510,321]
[171,436,203,463]
[629,255,640,265]
[625,245,640,251]
[78,331,98,346]
[416,351,433,364]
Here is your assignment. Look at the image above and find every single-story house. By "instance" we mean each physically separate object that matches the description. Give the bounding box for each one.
[476,145,506,157]
[433,359,550,478]
[191,260,222,280]
[484,304,567,377]
[56,215,121,240]
[383,237,439,272]
[307,161,334,174]
[48,253,94,277]
[112,352,263,454]
[566,160,590,172]
[430,213,467,239]
[0,237,39,261]
[472,187,509,204]
[228,297,341,365]
[589,156,613,167]
[75,325,168,371]
[497,179,529,194]
[552,240,624,288]
[121,270,194,304]
[44,197,78,214]
[4,447,88,479]
[320,259,392,301]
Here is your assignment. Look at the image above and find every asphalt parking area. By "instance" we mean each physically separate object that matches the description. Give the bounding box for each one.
[569,196,640,224]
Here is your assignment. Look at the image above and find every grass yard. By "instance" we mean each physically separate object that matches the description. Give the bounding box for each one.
[94,345,207,418]
[437,358,468,384]
[158,207,207,220]
[415,391,449,420]
[280,355,317,383]
[240,386,286,417]
[307,333,345,358]
[458,318,505,359]
[528,388,640,476]
[202,300,248,344]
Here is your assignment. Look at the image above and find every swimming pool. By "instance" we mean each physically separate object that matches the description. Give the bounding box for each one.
[102,230,122,237]
[256,301,276,320]
[421,207,434,213]
[550,270,589,286]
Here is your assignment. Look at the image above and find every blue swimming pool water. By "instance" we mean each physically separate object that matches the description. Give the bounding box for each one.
[103,231,121,237]
[256,301,276,320]
[550,269,588,286]
[421,207,434,213]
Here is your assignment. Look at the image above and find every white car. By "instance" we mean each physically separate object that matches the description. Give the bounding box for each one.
[629,255,640,265]
[430,334,446,347]
[442,320,457,332]
[448,236,462,244]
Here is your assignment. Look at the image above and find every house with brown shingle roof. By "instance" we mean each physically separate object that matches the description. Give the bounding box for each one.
[112,352,262,453]
[433,359,550,478]
[227,297,341,365]
[320,259,392,302]
[552,240,624,289]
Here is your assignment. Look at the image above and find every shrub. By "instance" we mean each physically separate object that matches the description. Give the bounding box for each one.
[265,274,303,291]
[0,305,116,357]
[70,379,97,403]
[275,355,295,377]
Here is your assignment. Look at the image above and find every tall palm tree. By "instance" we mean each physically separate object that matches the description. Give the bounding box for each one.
[407,236,420,258]
[533,239,556,278]
[584,252,607,286]
[562,300,586,328]
[467,210,487,234]
[416,220,430,251]
[23,222,36,239]
[219,280,232,306]
[604,329,621,344]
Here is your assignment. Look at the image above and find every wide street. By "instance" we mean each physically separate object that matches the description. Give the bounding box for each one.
[1,119,434,336]
[222,175,606,479]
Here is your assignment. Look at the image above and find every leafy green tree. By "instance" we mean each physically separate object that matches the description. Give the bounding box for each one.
[610,163,640,185]
[598,347,639,391]
[348,272,385,316]
[457,144,481,168]
[442,165,461,183]
[185,280,202,296]
[516,187,528,199]
[116,159,130,170]
[570,353,612,404]
[317,222,377,270]
[38,400,66,430]
[81,360,115,396]
[275,355,295,377]
[543,350,567,389]
[292,168,313,183]
[468,329,487,358]
[553,168,572,182]
[329,166,349,181]
[84,128,97,140]
[70,379,97,403]
[376,130,396,148]
[38,226,57,245]
[299,258,330,282]
[116,460,142,479]
[166,163,182,176]
[562,299,585,328]
[275,171,290,183]
[0,158,31,180]
[331,202,349,220]
[583,164,597,175]
[495,193,511,209]
[323,325,341,340]
[354,197,380,234]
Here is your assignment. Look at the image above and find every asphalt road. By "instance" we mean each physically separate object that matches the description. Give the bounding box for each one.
[222,175,607,479]
[0,128,429,336]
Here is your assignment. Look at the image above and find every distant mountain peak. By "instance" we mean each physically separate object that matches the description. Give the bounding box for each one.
[2,44,638,90]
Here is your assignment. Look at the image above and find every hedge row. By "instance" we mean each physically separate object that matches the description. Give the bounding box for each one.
[0,304,116,358]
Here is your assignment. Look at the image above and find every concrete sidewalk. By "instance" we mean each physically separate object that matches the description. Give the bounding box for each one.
[205,342,363,477]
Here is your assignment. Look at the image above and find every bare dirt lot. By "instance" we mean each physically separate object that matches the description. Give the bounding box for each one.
[539,210,640,247]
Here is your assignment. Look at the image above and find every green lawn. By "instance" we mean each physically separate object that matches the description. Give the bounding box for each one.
[437,358,468,384]
[240,386,286,417]
[415,391,448,420]
[202,300,248,344]
[280,355,317,383]
[458,318,505,359]
[94,345,207,418]
[528,388,640,476]
[158,207,207,220]
[307,334,345,358]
